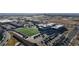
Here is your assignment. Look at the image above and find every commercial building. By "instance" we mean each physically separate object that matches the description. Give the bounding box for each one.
[37,23,67,35]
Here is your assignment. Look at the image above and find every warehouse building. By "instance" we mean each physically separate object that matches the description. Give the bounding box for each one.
[9,22,24,28]
[1,24,16,30]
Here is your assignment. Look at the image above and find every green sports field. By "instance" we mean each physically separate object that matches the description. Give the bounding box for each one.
[16,27,39,36]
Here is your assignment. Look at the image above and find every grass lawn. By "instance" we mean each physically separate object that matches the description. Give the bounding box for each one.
[16,27,39,36]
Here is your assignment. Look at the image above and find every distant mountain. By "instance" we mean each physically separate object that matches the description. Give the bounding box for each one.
[45,13,79,17]
[0,13,79,17]
[0,13,44,16]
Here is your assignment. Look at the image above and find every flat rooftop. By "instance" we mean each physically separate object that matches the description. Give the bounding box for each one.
[0,19,17,23]
[38,23,64,29]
